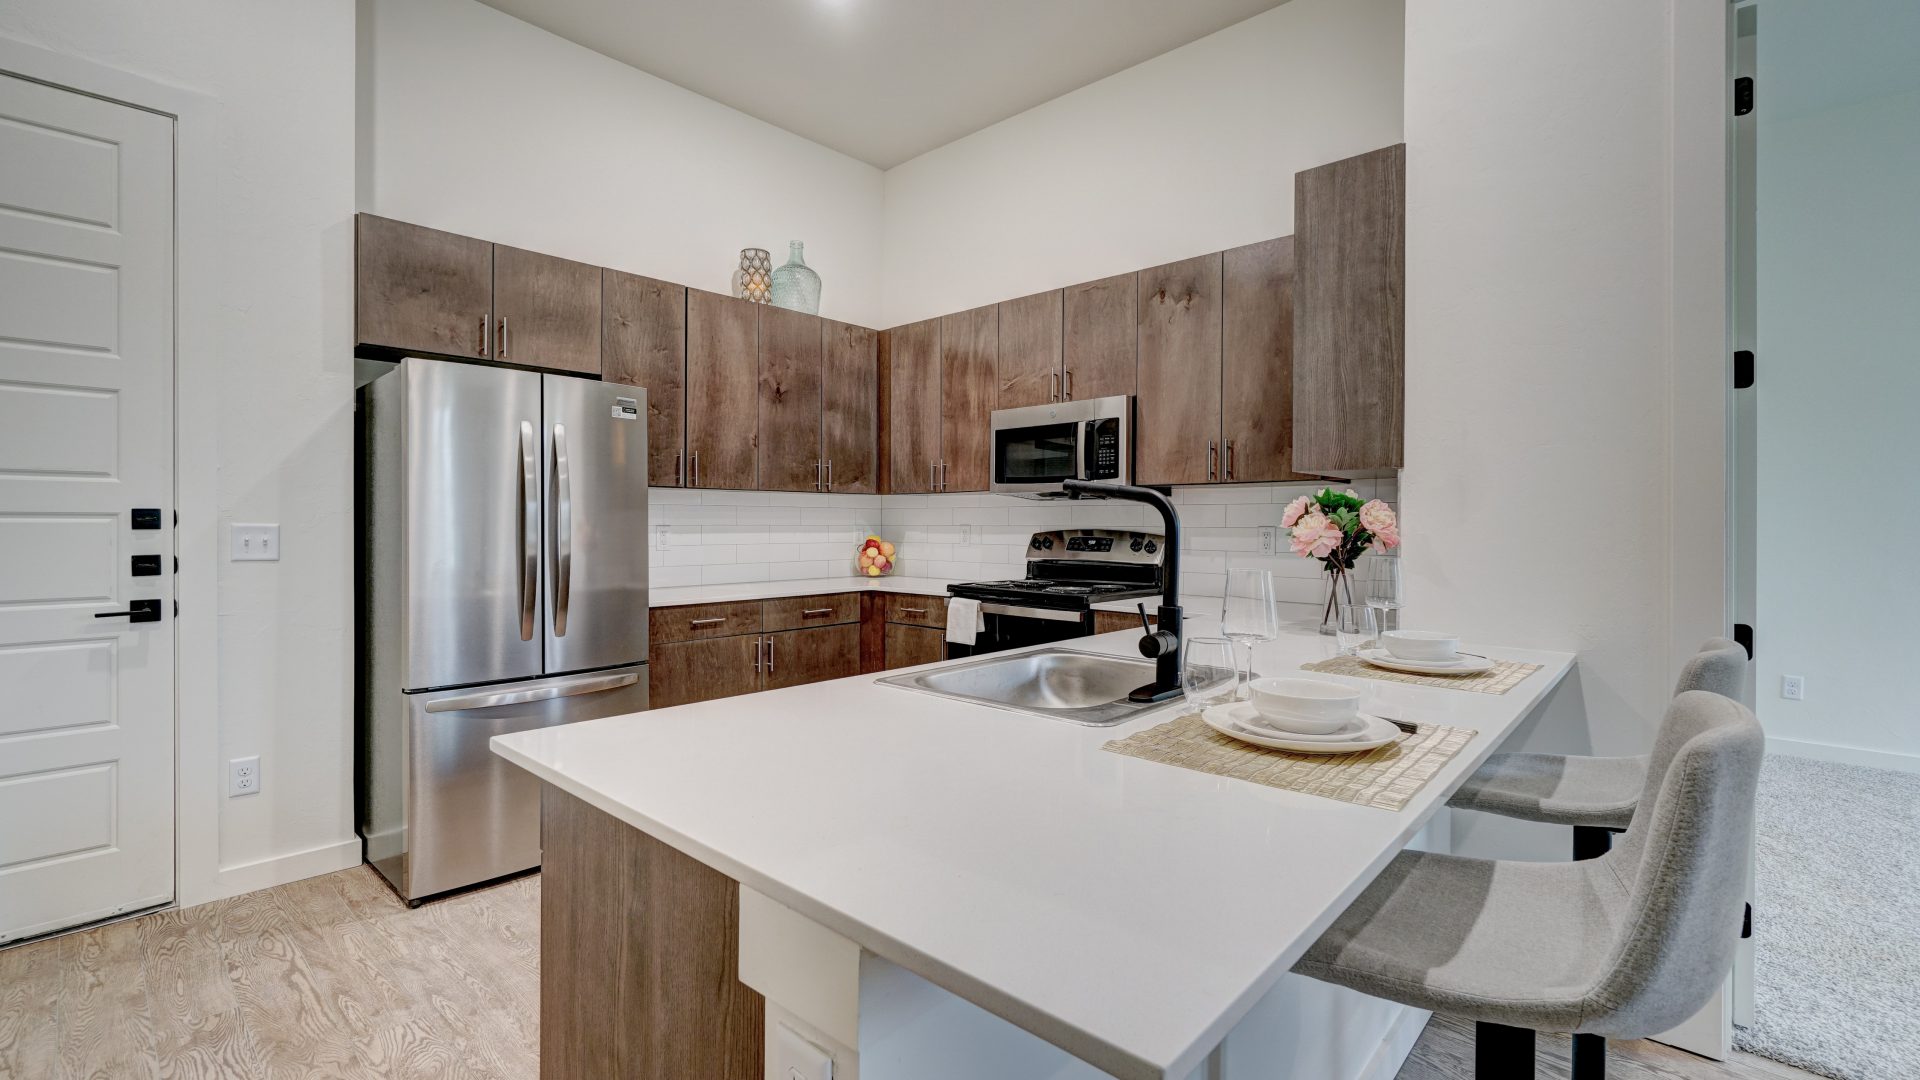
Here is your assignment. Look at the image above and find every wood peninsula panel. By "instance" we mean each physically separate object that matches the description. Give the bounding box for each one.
[762,623,861,691]
[540,784,763,1080]
[355,214,493,358]
[887,319,941,494]
[1135,253,1222,486]
[996,289,1063,409]
[648,635,761,708]
[823,320,878,493]
[687,290,760,489]
[1221,237,1321,483]
[1294,143,1405,475]
[939,305,997,492]
[492,244,602,374]
[1062,272,1138,401]
[603,269,688,487]
[758,304,825,491]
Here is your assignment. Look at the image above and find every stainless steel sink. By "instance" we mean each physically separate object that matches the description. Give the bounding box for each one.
[877,648,1162,726]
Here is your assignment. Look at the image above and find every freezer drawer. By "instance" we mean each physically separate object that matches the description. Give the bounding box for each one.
[363,664,648,902]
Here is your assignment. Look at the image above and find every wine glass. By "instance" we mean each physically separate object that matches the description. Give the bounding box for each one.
[1221,568,1279,696]
[1366,556,1403,637]
[1182,637,1240,711]
[1335,598,1378,657]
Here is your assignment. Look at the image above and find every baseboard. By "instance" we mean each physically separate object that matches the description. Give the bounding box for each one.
[1767,736,1920,774]
[202,837,363,906]
[1357,1006,1432,1080]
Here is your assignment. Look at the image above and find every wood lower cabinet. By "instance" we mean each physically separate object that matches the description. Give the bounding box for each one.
[823,320,878,493]
[887,319,941,494]
[1294,143,1405,475]
[603,269,688,487]
[883,623,945,670]
[1135,254,1223,486]
[492,244,601,374]
[687,290,760,489]
[758,305,824,491]
[762,624,860,690]
[996,289,1063,409]
[1222,237,1321,483]
[1062,272,1138,402]
[939,305,997,492]
[355,215,494,359]
[649,634,763,709]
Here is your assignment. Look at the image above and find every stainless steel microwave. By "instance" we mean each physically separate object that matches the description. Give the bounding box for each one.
[989,396,1133,498]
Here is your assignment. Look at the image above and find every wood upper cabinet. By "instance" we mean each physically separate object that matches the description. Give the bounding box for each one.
[757,305,824,492]
[1294,143,1405,475]
[938,305,997,492]
[603,269,688,487]
[1135,254,1223,486]
[648,634,762,709]
[996,290,1063,409]
[887,319,941,494]
[492,244,601,374]
[686,290,760,489]
[1062,272,1138,402]
[823,321,878,494]
[355,214,494,358]
[1222,237,1320,483]
[762,624,860,691]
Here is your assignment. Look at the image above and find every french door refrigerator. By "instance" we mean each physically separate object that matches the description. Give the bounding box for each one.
[360,357,649,902]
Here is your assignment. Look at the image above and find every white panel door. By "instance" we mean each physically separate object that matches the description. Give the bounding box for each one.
[0,72,175,942]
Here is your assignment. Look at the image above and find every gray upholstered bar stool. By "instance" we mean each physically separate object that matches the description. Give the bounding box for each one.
[1448,637,1748,860]
[1293,690,1763,1079]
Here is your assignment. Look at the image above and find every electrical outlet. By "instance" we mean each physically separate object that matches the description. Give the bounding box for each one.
[1781,675,1805,701]
[1259,526,1279,555]
[654,524,670,551]
[230,523,280,561]
[957,524,972,544]
[229,756,261,796]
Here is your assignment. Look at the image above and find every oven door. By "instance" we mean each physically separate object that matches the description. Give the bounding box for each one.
[947,602,1093,659]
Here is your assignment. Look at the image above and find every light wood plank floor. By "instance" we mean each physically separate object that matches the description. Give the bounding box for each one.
[1,865,1816,1080]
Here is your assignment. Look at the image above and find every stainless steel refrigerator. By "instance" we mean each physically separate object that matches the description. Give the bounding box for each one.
[359,357,649,903]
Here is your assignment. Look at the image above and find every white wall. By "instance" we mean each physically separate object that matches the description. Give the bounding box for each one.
[1754,0,1920,771]
[878,0,1405,327]
[1401,2,1728,859]
[0,1,360,902]
[361,0,886,328]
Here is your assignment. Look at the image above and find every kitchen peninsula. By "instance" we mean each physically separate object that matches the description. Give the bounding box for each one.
[492,619,1574,1080]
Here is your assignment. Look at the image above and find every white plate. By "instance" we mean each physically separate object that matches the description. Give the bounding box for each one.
[1201,702,1403,755]
[1357,648,1496,675]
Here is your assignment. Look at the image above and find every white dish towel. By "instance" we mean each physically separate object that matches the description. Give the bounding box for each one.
[945,597,985,646]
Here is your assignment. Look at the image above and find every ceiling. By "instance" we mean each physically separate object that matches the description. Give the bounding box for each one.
[474,0,1287,169]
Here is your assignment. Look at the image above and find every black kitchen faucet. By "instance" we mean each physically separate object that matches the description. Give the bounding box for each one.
[1062,480,1183,702]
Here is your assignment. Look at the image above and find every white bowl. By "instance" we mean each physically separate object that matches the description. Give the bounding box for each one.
[1246,677,1361,734]
[1381,630,1461,662]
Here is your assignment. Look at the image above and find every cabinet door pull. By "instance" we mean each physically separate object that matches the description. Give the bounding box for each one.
[1064,369,1074,399]
[940,461,949,491]
[826,460,833,490]
[691,450,700,487]
[753,635,762,673]
[801,607,835,617]
[498,316,509,359]
[1051,371,1060,402]
[479,315,490,357]
[675,451,684,486]
[900,607,927,616]
[1225,439,1235,481]
[766,635,775,674]
[1208,440,1218,481]
[929,462,937,491]
[689,617,727,627]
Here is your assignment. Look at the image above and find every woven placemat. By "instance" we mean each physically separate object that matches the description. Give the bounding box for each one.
[1299,654,1542,695]
[1102,713,1476,812]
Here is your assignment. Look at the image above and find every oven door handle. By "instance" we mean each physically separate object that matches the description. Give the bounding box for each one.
[978,601,1088,624]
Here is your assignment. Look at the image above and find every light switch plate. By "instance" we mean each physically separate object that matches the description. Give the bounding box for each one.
[773,1022,832,1080]
[231,523,280,561]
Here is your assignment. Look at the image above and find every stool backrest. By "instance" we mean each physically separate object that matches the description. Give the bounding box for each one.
[1675,637,1747,700]
[1593,690,1763,1035]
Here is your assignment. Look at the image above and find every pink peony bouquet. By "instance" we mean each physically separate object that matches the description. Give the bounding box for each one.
[1281,488,1400,573]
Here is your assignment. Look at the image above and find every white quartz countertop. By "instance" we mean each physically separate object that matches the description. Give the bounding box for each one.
[493,621,1575,1079]
[649,574,963,607]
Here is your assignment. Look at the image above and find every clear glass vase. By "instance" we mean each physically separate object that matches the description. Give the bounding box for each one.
[768,240,822,314]
[1319,567,1356,636]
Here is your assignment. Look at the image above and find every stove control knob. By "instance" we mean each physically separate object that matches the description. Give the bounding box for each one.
[1030,537,1044,550]
[1143,540,1158,555]
[1042,536,1055,550]
[1130,537,1145,553]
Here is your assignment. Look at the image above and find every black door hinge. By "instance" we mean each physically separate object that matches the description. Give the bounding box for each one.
[1735,76,1754,116]
[1734,623,1754,660]
[1742,902,1752,939]
[1734,350,1755,389]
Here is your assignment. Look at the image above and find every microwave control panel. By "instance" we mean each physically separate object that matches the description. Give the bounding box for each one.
[1084,418,1121,480]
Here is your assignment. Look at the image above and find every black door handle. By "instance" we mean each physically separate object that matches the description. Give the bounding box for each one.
[95,599,162,623]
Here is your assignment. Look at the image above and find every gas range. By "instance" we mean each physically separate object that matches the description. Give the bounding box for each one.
[947,530,1166,615]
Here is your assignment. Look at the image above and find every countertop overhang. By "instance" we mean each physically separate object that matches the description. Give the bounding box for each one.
[492,621,1575,1079]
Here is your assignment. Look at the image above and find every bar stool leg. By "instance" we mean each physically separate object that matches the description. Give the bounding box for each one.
[1475,1021,1535,1079]
[1572,1032,1607,1078]
[1573,825,1613,861]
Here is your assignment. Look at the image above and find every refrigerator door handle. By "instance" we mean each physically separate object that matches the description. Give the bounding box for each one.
[518,420,538,641]
[422,671,640,713]
[551,423,573,637]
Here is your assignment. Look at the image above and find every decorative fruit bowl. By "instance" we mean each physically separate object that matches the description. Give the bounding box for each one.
[856,535,896,577]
